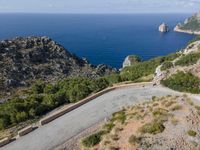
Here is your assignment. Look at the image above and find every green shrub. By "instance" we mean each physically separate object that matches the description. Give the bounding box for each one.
[103,122,115,133]
[140,121,165,134]
[175,53,200,66]
[111,111,126,124]
[0,115,11,130]
[82,131,105,147]
[161,61,173,71]
[187,130,197,137]
[161,71,200,94]
[0,76,111,130]
[105,74,122,85]
[163,53,181,61]
[31,81,45,94]
[153,108,168,117]
[152,108,169,123]
[16,112,28,123]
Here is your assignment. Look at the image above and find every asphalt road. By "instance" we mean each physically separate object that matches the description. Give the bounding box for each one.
[1,84,187,150]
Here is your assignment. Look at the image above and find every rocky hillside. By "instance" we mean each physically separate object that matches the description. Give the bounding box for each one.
[174,12,200,35]
[81,95,200,150]
[0,36,116,95]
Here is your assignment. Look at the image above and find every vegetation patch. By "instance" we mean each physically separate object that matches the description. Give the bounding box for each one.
[175,53,200,66]
[152,108,169,117]
[82,131,105,147]
[161,61,173,71]
[111,111,126,124]
[139,121,165,134]
[103,122,115,133]
[161,71,200,94]
[187,130,197,137]
[120,53,180,82]
[0,77,109,130]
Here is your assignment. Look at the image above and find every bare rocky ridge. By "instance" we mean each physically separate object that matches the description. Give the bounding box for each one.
[0,36,116,96]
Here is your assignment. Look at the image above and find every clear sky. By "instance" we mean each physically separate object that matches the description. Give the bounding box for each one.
[0,0,199,14]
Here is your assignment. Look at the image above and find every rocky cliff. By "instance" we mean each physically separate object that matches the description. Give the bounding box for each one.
[122,55,141,68]
[174,12,200,35]
[0,36,116,95]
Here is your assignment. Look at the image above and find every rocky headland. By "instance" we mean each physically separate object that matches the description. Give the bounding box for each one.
[174,12,200,35]
[0,36,116,98]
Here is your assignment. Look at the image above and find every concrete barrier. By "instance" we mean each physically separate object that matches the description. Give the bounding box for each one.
[18,126,33,137]
[39,82,152,126]
[0,137,10,147]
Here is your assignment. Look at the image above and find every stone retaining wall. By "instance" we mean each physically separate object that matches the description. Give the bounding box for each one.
[18,126,33,137]
[0,137,10,147]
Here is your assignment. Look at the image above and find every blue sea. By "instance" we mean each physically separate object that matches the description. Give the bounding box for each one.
[0,13,195,68]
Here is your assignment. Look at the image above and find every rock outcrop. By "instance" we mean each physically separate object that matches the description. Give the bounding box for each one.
[122,55,141,68]
[0,36,116,95]
[159,23,169,33]
[174,12,200,35]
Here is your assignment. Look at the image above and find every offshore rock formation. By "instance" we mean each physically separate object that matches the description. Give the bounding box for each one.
[159,23,169,33]
[174,12,200,35]
[0,36,116,95]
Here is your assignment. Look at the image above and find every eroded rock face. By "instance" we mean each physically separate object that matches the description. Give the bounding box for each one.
[159,23,169,33]
[0,36,116,93]
[122,55,141,68]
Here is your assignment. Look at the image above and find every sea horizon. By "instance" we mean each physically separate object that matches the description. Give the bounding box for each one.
[0,13,195,68]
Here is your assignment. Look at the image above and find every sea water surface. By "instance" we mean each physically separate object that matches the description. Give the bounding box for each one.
[0,13,195,68]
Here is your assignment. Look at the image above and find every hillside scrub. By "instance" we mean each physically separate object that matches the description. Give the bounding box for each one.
[161,61,173,71]
[82,131,105,147]
[161,71,200,94]
[121,53,180,81]
[175,52,200,66]
[0,52,181,131]
[0,77,109,130]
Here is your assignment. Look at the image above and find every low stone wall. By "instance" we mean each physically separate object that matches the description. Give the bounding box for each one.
[40,87,116,125]
[18,126,33,137]
[0,82,152,148]
[40,82,152,126]
[0,137,10,147]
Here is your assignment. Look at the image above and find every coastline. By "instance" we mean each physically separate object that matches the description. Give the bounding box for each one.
[174,28,200,35]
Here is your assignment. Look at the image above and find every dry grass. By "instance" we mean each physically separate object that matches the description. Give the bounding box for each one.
[81,96,200,150]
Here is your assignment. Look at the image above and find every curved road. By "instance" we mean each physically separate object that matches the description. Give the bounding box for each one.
[1,84,195,150]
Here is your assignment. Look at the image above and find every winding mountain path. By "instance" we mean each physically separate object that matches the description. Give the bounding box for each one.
[1,84,199,150]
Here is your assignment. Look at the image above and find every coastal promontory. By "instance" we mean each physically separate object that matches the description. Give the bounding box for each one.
[0,36,116,98]
[174,12,200,35]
